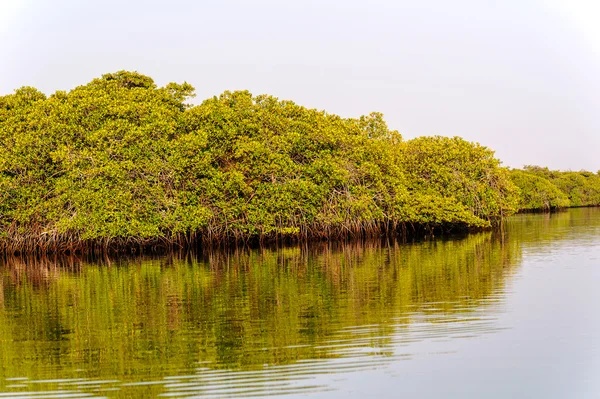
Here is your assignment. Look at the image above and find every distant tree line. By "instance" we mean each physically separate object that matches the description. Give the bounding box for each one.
[509,166,600,211]
[0,71,597,253]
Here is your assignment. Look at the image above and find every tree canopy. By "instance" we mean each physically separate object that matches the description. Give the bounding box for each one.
[0,71,596,253]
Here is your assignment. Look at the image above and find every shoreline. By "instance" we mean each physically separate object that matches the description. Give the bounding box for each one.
[2,207,598,256]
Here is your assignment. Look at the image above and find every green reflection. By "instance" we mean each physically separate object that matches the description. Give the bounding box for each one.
[0,232,519,384]
[505,207,600,248]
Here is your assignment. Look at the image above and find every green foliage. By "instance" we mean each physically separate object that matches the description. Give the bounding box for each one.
[0,71,562,253]
[399,136,519,225]
[173,91,412,240]
[0,71,192,250]
[516,166,600,208]
[509,169,570,210]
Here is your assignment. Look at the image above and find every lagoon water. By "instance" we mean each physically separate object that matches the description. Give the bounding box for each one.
[0,208,599,398]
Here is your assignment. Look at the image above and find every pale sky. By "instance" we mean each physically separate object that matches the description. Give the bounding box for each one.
[1,0,599,171]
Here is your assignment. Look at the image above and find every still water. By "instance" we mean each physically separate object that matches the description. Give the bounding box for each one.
[0,208,599,398]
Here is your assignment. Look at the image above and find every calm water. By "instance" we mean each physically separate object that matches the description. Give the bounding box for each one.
[0,208,599,398]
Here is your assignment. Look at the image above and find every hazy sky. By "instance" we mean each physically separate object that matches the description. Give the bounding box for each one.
[1,0,599,171]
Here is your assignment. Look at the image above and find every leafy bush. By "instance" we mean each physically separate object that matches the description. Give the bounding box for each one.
[0,71,558,253]
[519,166,600,208]
[509,169,570,210]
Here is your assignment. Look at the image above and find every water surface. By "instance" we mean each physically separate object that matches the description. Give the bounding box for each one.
[1,208,599,398]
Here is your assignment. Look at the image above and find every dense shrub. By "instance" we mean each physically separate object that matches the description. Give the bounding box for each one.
[399,136,518,224]
[509,169,570,211]
[0,71,590,253]
[518,166,600,208]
